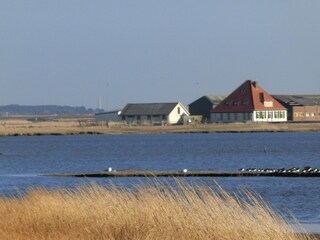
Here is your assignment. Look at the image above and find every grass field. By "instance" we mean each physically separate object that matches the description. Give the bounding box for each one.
[0,117,320,136]
[0,181,316,240]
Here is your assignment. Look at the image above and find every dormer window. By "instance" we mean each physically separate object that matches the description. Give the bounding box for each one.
[225,101,231,106]
[241,88,245,94]
[242,101,249,106]
[259,92,264,102]
[264,101,273,107]
[233,101,239,106]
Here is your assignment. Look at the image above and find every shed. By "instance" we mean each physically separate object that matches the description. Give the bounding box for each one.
[188,96,225,122]
[95,110,121,122]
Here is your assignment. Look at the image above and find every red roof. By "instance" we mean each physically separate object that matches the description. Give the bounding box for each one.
[212,80,286,113]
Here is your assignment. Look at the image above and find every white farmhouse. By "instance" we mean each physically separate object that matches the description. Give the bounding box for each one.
[211,80,287,123]
[120,102,189,125]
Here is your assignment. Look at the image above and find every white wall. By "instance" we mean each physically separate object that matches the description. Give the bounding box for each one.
[252,110,287,122]
[168,104,190,124]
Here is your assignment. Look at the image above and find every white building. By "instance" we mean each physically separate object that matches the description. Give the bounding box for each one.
[120,102,189,125]
[211,80,287,123]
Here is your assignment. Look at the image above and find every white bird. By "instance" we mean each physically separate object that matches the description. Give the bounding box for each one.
[264,146,267,153]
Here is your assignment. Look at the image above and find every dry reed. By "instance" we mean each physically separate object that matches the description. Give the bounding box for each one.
[0,181,315,240]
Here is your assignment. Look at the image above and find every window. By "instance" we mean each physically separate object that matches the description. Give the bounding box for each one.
[256,111,266,119]
[137,115,141,120]
[225,101,231,106]
[162,115,166,120]
[122,116,125,120]
[274,111,279,118]
[147,115,151,120]
[243,113,247,120]
[177,107,181,114]
[242,101,249,106]
[227,113,230,120]
[234,113,238,120]
[264,101,273,107]
[259,92,264,102]
[241,88,245,93]
[280,111,285,118]
[233,101,239,106]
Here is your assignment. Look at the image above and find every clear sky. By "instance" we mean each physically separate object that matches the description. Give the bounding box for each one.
[1,1,320,110]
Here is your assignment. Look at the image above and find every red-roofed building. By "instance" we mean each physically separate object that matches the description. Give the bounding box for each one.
[211,80,287,122]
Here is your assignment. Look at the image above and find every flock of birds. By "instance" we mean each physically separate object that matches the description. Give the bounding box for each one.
[104,166,319,175]
[239,166,320,173]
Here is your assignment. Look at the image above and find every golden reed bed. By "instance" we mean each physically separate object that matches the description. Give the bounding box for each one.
[0,181,315,240]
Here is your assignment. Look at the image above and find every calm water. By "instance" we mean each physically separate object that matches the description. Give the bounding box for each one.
[0,132,319,226]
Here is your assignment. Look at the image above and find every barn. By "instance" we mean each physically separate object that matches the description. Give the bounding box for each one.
[188,96,225,122]
[272,95,320,121]
[120,102,189,125]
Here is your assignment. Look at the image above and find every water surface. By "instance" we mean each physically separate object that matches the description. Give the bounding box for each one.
[0,132,319,225]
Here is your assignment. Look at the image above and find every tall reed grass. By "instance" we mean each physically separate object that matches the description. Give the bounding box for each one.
[0,181,315,240]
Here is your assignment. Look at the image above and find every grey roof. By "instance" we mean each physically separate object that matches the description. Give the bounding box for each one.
[189,95,225,106]
[95,110,121,116]
[272,95,320,106]
[205,95,226,104]
[120,103,180,115]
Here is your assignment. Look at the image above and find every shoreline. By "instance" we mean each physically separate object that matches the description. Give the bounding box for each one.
[0,118,320,136]
[47,170,320,178]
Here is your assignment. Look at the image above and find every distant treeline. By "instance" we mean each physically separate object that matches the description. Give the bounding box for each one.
[0,105,103,116]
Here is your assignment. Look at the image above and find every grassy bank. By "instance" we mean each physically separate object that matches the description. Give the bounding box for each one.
[0,182,315,240]
[0,118,320,136]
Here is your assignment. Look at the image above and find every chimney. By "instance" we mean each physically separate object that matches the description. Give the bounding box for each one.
[252,81,258,88]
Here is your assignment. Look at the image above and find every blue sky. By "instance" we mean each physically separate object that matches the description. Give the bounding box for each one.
[1,1,320,110]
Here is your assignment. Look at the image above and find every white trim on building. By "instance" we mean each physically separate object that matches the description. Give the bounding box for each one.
[211,110,287,123]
